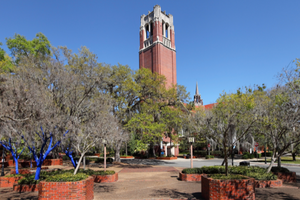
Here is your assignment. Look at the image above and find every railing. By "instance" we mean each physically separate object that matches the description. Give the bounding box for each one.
[144,36,153,48]
[163,37,171,48]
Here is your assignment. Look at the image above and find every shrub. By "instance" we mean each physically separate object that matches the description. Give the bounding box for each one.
[18,175,41,185]
[246,172,277,180]
[5,174,23,177]
[242,154,249,159]
[62,155,69,160]
[271,167,290,173]
[209,174,248,180]
[262,151,273,157]
[249,154,255,159]
[212,150,222,156]
[182,168,203,174]
[45,172,88,182]
[205,155,214,159]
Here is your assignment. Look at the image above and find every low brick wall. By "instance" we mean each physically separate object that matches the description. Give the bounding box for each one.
[273,171,296,183]
[0,176,24,188]
[20,161,37,168]
[38,176,94,200]
[179,172,203,182]
[8,160,14,167]
[13,184,39,192]
[93,173,118,183]
[156,157,177,160]
[120,156,134,158]
[11,167,49,175]
[255,179,282,188]
[201,175,255,200]
[43,159,63,166]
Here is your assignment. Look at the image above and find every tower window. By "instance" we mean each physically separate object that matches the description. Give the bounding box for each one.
[165,24,168,38]
[146,24,150,39]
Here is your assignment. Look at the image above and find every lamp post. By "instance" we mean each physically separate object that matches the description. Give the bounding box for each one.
[188,136,194,168]
[102,139,107,172]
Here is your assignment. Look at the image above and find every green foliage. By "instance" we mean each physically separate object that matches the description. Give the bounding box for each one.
[271,167,290,173]
[205,155,214,159]
[242,154,249,159]
[5,174,23,177]
[18,175,41,185]
[182,168,203,174]
[209,174,247,180]
[45,172,88,182]
[6,32,51,64]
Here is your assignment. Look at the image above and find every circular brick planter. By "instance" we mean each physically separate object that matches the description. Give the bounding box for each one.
[120,156,134,158]
[38,176,94,200]
[93,173,118,183]
[179,172,204,182]
[255,179,282,188]
[272,171,296,183]
[156,157,177,160]
[13,184,39,192]
[0,176,24,188]
[201,175,255,200]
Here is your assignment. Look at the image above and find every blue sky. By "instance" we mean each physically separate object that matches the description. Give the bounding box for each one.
[1,1,300,104]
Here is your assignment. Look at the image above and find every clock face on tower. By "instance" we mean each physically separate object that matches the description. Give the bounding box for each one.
[139,5,176,88]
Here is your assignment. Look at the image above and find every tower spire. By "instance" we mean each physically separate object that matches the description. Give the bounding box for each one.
[195,82,199,95]
[194,82,203,106]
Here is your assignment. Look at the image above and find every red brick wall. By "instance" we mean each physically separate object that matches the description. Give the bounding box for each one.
[255,179,282,188]
[38,176,94,200]
[13,183,39,192]
[43,159,63,166]
[201,175,255,200]
[179,172,203,182]
[11,169,32,175]
[0,176,24,188]
[273,171,296,183]
[93,173,118,183]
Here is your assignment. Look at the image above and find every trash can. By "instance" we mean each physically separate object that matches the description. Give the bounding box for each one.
[239,161,250,166]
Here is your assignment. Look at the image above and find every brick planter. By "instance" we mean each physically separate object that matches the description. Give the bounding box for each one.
[11,167,49,175]
[13,184,39,192]
[38,176,94,200]
[273,171,296,183]
[179,172,204,182]
[43,158,63,166]
[20,161,37,168]
[156,157,177,160]
[8,160,14,167]
[120,156,134,158]
[201,175,255,200]
[183,156,196,159]
[255,179,282,188]
[0,161,8,167]
[93,173,118,183]
[94,153,100,157]
[0,176,24,188]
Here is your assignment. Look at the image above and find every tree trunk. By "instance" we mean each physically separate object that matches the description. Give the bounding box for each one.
[74,153,85,175]
[224,140,228,176]
[267,153,276,173]
[152,143,156,157]
[14,158,19,174]
[292,152,296,161]
[278,156,281,168]
[114,143,121,162]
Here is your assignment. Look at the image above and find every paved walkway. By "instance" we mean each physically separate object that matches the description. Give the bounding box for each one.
[0,162,300,200]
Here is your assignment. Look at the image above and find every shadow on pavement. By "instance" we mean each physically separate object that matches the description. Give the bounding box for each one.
[94,183,116,193]
[149,189,202,199]
[256,189,300,200]
[120,159,177,166]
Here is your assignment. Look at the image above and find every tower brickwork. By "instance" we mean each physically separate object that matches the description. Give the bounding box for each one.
[139,5,176,88]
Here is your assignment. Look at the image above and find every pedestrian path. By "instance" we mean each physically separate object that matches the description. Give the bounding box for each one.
[119,167,179,173]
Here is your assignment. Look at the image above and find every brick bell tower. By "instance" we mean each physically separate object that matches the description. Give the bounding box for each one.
[139,5,176,88]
